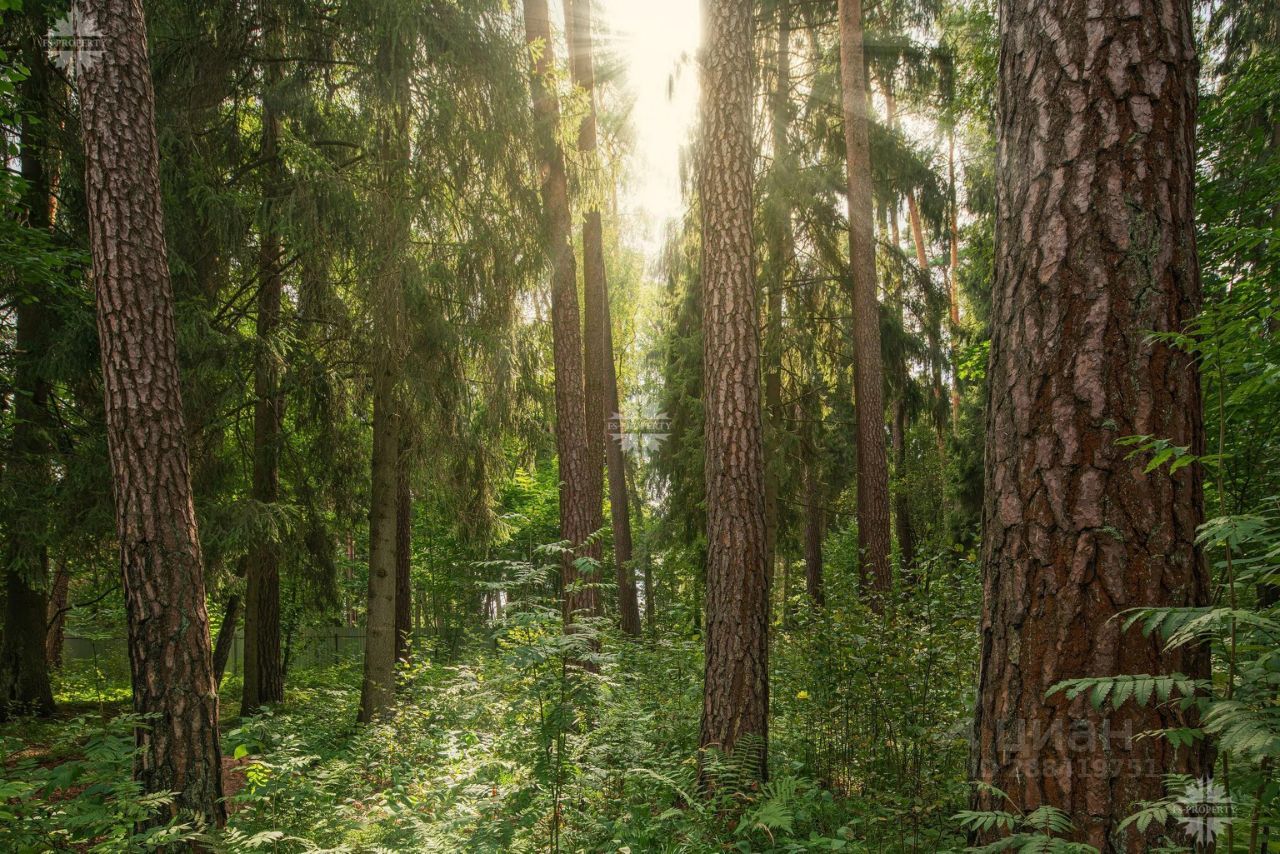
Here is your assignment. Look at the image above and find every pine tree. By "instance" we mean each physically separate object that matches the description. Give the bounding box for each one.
[76,0,225,824]
[971,0,1211,847]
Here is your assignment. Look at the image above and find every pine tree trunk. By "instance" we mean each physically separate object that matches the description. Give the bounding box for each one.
[359,27,411,723]
[243,2,285,712]
[946,131,962,426]
[77,0,224,824]
[523,0,599,624]
[359,371,399,721]
[762,1,792,593]
[699,0,770,781]
[838,0,893,601]
[394,455,412,663]
[565,0,638,635]
[972,1,1210,848]
[0,42,56,716]
[45,561,69,669]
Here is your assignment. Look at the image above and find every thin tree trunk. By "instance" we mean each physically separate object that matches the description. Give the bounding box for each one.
[1,35,56,716]
[243,0,285,713]
[77,0,224,823]
[523,0,599,625]
[946,131,962,426]
[211,593,241,687]
[802,394,824,606]
[972,1,1210,848]
[838,0,892,601]
[699,0,770,782]
[45,561,69,669]
[565,0,639,635]
[359,26,411,723]
[394,453,411,663]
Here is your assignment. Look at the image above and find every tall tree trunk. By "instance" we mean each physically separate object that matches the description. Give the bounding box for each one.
[972,1,1210,849]
[359,26,411,723]
[946,131,962,426]
[394,454,411,663]
[77,0,225,824]
[698,0,770,781]
[801,393,824,606]
[523,0,599,624]
[0,34,56,717]
[838,0,892,600]
[762,1,792,593]
[243,1,285,712]
[565,0,639,635]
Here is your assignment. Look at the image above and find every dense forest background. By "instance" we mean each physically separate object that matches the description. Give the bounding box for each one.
[0,0,1277,850]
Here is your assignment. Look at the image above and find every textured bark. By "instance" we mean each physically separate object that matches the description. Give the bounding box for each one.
[523,0,599,624]
[45,561,69,669]
[243,1,285,712]
[77,0,224,824]
[394,456,412,663]
[698,0,770,781]
[972,1,1210,849]
[565,0,639,635]
[838,0,893,599]
[1,43,56,717]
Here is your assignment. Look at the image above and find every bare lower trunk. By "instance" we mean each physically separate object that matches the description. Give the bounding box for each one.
[838,0,892,601]
[77,0,224,823]
[212,593,241,687]
[972,1,1210,849]
[565,0,638,634]
[395,455,412,663]
[524,0,599,624]
[699,0,770,781]
[45,562,69,669]
[0,31,56,720]
[243,0,286,714]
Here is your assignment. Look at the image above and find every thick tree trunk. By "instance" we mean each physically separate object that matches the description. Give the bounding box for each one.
[1,43,56,716]
[523,0,599,624]
[698,0,770,781]
[972,1,1210,849]
[77,0,224,824]
[838,0,893,601]
[565,0,639,635]
[243,2,285,712]
[394,455,412,663]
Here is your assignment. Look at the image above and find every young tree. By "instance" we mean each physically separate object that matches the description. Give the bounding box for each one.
[76,0,225,824]
[971,0,1210,848]
[698,0,770,780]
[565,0,641,636]
[838,0,892,598]
[359,21,412,724]
[243,0,286,713]
[523,0,599,624]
